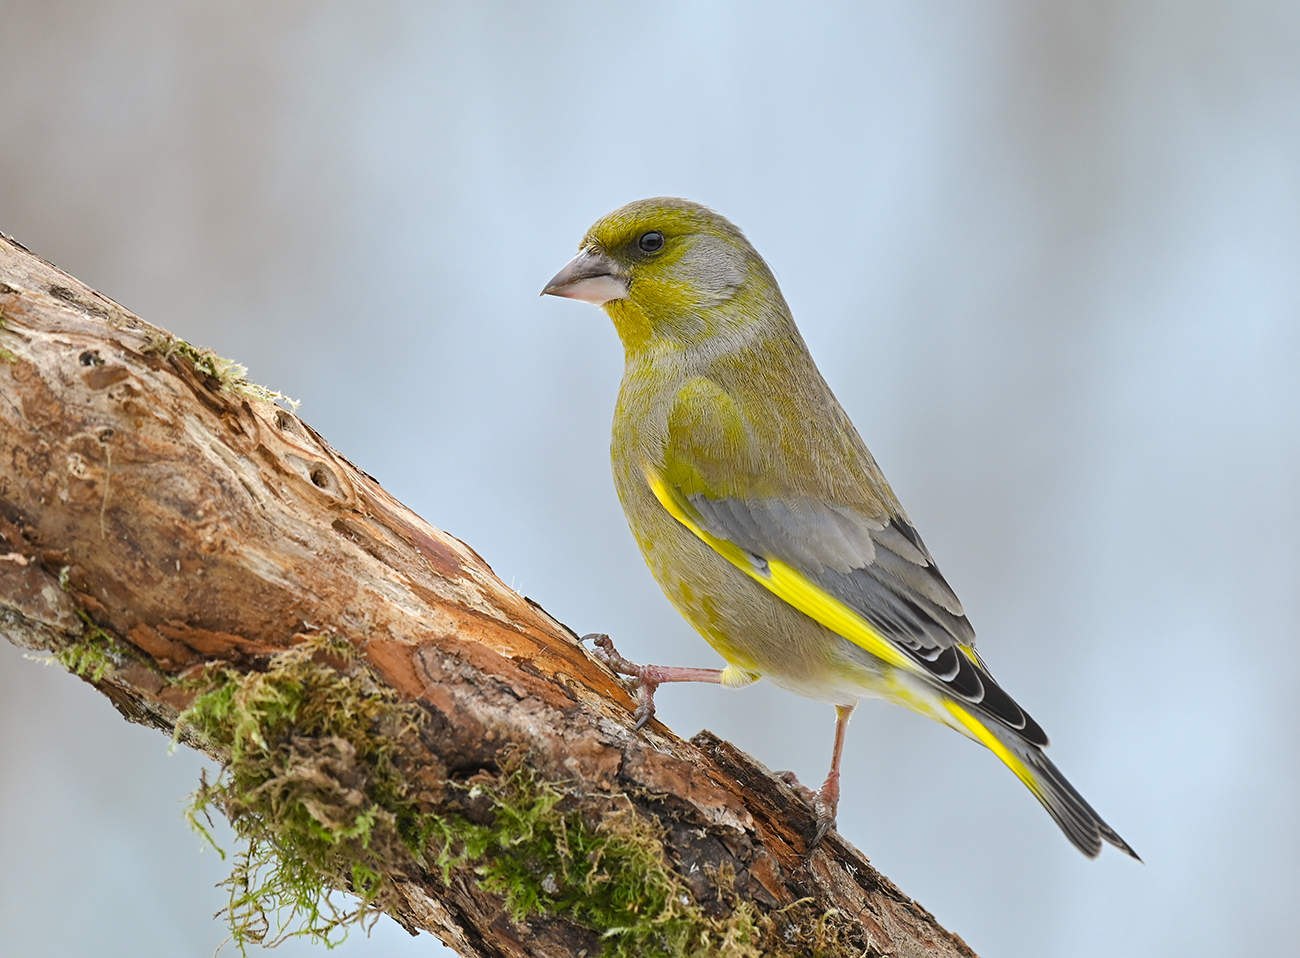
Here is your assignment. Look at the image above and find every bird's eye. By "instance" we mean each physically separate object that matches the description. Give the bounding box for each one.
[637,231,665,253]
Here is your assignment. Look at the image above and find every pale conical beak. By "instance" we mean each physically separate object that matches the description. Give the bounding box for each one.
[541,248,629,305]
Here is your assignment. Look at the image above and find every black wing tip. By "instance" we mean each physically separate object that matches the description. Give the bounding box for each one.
[1018,709,1050,749]
[1073,826,1142,861]
[1028,749,1142,862]
[1103,827,1143,862]
[1068,829,1141,861]
[949,654,1052,749]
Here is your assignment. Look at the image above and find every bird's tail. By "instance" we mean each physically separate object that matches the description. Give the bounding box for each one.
[942,698,1140,860]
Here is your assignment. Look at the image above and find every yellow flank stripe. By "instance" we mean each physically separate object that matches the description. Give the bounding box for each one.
[763,558,915,671]
[645,468,916,674]
[941,700,1042,797]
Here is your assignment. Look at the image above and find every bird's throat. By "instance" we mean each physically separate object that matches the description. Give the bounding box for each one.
[603,299,657,362]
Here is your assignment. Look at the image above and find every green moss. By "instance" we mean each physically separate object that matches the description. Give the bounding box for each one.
[174,635,872,956]
[452,765,870,956]
[175,633,433,952]
[456,765,726,956]
[55,610,133,681]
[142,333,299,409]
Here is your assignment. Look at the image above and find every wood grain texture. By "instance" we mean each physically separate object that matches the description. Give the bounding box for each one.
[0,233,976,958]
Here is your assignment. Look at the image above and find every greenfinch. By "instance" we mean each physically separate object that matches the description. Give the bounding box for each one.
[543,197,1136,859]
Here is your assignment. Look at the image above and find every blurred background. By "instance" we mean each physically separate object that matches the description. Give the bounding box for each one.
[2,2,1297,956]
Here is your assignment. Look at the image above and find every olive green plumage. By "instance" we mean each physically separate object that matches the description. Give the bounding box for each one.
[545,197,1136,860]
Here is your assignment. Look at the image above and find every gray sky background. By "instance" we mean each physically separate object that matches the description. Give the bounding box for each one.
[1,3,1296,957]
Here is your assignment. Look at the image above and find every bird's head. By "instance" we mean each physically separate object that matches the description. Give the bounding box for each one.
[542,197,782,356]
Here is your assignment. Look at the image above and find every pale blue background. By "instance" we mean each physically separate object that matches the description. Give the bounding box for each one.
[2,3,1297,956]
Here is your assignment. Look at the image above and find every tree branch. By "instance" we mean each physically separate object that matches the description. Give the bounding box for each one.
[0,234,976,958]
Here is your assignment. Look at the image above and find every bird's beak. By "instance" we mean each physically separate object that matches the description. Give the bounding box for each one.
[541,248,629,305]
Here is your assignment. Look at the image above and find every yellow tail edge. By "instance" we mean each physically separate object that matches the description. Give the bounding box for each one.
[941,699,1044,800]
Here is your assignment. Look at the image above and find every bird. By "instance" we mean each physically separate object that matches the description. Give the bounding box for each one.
[541,197,1137,859]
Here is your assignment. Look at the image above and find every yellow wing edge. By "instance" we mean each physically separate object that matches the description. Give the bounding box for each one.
[644,466,915,673]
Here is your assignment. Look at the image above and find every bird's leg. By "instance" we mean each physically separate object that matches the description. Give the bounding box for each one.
[583,633,724,730]
[811,703,856,848]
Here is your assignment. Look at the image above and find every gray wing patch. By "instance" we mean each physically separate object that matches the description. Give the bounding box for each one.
[700,498,883,572]
[688,495,967,646]
[687,494,1047,746]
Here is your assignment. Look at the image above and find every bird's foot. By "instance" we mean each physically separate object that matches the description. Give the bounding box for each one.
[775,770,819,806]
[776,769,837,848]
[810,771,841,849]
[582,633,661,730]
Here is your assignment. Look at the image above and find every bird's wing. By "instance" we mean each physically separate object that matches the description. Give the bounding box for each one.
[656,376,1047,746]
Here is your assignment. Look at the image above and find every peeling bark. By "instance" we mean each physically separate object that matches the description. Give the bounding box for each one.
[0,233,976,958]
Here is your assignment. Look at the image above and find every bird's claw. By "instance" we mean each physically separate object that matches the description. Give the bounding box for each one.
[810,798,837,849]
[583,633,636,673]
[582,633,660,730]
[775,770,819,805]
[775,769,836,848]
[809,774,841,850]
[631,688,658,730]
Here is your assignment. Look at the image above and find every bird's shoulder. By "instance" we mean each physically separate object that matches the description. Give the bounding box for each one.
[660,350,899,525]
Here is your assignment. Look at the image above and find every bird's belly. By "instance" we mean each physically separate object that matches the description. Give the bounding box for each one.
[629,496,888,706]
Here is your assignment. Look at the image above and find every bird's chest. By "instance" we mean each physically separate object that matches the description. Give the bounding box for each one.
[609,372,671,543]
[608,371,757,659]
